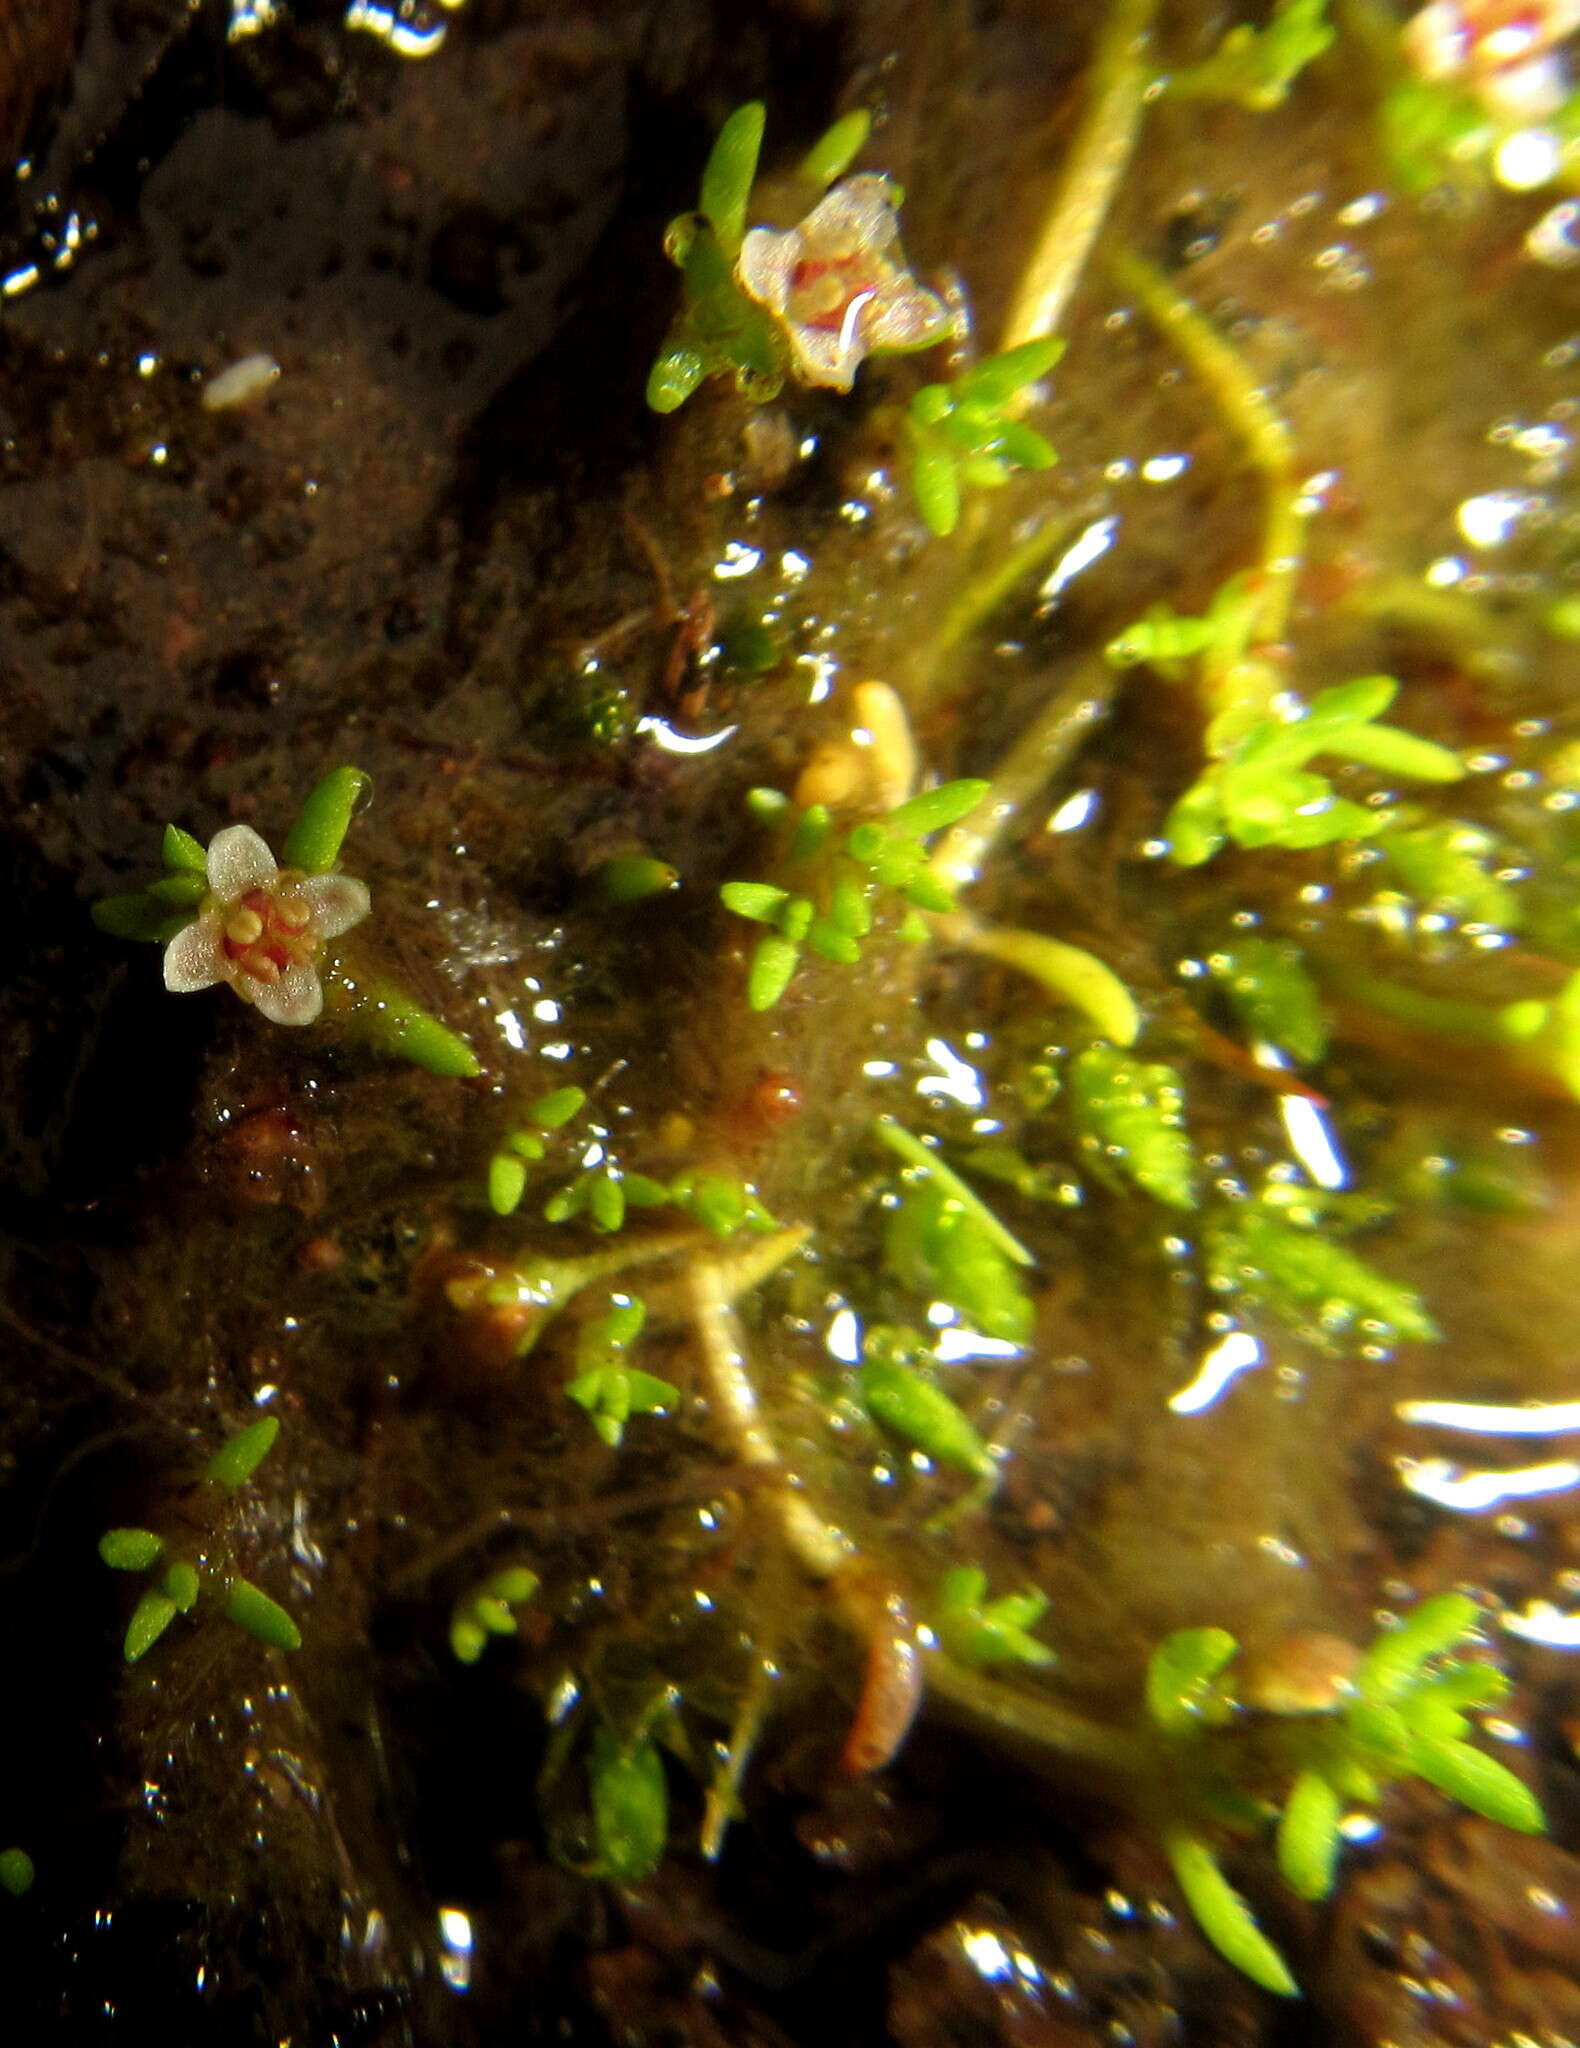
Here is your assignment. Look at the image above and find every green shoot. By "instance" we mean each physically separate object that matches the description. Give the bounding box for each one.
[281,766,370,874]
[450,1564,540,1665]
[798,107,871,188]
[721,780,988,1009]
[932,1566,1054,1668]
[1069,1044,1197,1211]
[908,341,1063,536]
[99,1528,165,1572]
[487,1087,589,1216]
[0,1850,33,1897]
[221,1580,302,1652]
[594,855,680,905]
[1145,1626,1238,1734]
[327,969,482,1079]
[882,1160,1035,1346]
[1210,939,1328,1066]
[860,1327,995,1485]
[1165,676,1464,867]
[1166,0,1333,112]
[1206,1195,1438,1350]
[874,1120,1034,1266]
[647,103,784,413]
[204,1415,281,1491]
[565,1298,677,1448]
[1274,1768,1343,1901]
[588,1723,669,1882]
[162,823,206,872]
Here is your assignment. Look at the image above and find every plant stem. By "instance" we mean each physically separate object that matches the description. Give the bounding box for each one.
[927,1653,1146,1773]
[1000,0,1162,351]
[929,661,1121,893]
[1108,246,1304,683]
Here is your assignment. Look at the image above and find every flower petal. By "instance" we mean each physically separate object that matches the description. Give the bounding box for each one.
[735,226,798,315]
[294,873,371,940]
[206,823,277,900]
[250,959,323,1027]
[799,175,900,260]
[864,272,951,353]
[163,916,225,993]
[786,320,864,392]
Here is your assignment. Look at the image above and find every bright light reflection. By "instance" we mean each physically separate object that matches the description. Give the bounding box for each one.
[1503,1601,1580,1648]
[1457,490,1530,549]
[1169,1331,1262,1414]
[635,716,738,755]
[917,1037,985,1109]
[1496,128,1561,191]
[438,1905,473,1992]
[1037,516,1118,606]
[343,0,448,56]
[935,1328,1023,1362]
[1279,1091,1348,1191]
[713,541,762,580]
[1047,788,1098,834]
[1141,454,1189,483]
[1397,1396,1580,1434]
[1401,1457,1580,1513]
[962,1929,1012,1982]
[826,1309,861,1364]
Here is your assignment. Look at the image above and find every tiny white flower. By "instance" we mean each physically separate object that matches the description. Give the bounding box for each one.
[735,174,951,393]
[162,823,371,1027]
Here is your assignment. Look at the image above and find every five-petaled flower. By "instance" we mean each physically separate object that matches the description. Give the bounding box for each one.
[734,174,951,392]
[162,824,370,1027]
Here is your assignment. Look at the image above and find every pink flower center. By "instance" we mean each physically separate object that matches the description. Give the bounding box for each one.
[222,885,316,986]
[787,253,884,334]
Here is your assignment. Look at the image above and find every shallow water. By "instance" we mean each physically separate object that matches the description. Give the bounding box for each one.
[2,1,1580,2041]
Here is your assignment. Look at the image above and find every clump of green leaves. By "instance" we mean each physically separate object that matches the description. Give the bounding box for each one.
[1145,1595,1543,1994]
[647,103,783,412]
[488,1086,589,1216]
[565,1298,678,1448]
[1166,0,1334,112]
[587,1720,670,1882]
[1164,676,1464,867]
[1068,1043,1198,1210]
[1206,1188,1438,1350]
[1210,938,1328,1066]
[450,1564,540,1664]
[932,1566,1054,1668]
[721,780,987,1011]
[908,340,1062,536]
[99,1418,301,1663]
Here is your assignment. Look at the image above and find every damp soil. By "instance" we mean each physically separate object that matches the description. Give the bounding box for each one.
[2,2,1580,2043]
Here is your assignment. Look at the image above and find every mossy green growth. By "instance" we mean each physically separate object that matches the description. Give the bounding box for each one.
[1211,938,1328,1065]
[0,1849,33,1897]
[859,1327,995,1486]
[1069,1044,1197,1210]
[1377,816,1521,930]
[1206,1192,1438,1350]
[587,1722,669,1882]
[879,1127,1035,1347]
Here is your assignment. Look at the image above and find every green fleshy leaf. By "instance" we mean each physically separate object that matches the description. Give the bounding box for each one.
[933,1565,1054,1667]
[489,1152,528,1216]
[699,102,765,253]
[861,1351,994,1480]
[886,780,992,840]
[91,892,191,944]
[1354,1592,1480,1705]
[161,1560,201,1613]
[0,1849,33,1897]
[589,1725,668,1883]
[205,1416,281,1492]
[1212,939,1328,1065]
[597,855,680,905]
[222,1578,302,1651]
[747,933,799,1010]
[912,440,961,535]
[99,1528,165,1572]
[145,870,207,909]
[281,767,370,875]
[1276,1768,1344,1901]
[956,339,1064,407]
[125,1589,179,1664]
[162,824,208,873]
[646,345,707,415]
[336,974,482,1079]
[883,1172,1035,1345]
[1378,819,1520,929]
[1069,1045,1197,1211]
[1406,1734,1544,1833]
[531,1086,586,1131]
[799,107,871,188]
[721,881,791,925]
[1146,1627,1238,1734]
[1163,1831,1299,1996]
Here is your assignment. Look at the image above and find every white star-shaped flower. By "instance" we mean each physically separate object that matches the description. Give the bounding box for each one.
[162,824,371,1027]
